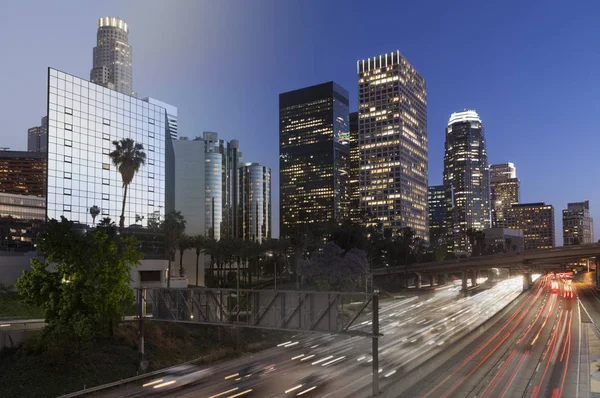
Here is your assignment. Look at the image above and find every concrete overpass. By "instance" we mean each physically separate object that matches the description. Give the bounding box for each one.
[373,242,600,291]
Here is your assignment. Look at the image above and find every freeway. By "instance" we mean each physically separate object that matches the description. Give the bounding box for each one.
[392,273,597,398]
[96,276,526,398]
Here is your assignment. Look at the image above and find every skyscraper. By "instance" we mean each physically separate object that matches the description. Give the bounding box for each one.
[563,201,594,245]
[90,17,134,96]
[504,202,555,250]
[0,150,46,197]
[428,185,447,250]
[279,82,350,239]
[443,110,490,254]
[238,162,271,242]
[27,117,48,152]
[357,51,428,240]
[348,111,361,222]
[490,162,519,227]
[46,67,166,229]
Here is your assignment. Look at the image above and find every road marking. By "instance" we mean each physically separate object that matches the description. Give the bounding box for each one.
[577,293,582,398]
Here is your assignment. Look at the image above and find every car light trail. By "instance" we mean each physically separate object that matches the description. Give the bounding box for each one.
[291,354,304,360]
[300,354,315,361]
[142,379,163,387]
[208,388,239,398]
[296,386,317,396]
[153,380,176,389]
[321,356,345,366]
[226,389,253,398]
[285,384,303,393]
[311,355,333,365]
[224,373,239,380]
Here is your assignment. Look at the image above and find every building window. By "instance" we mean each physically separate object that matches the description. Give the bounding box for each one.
[64,172,72,179]
[65,123,72,131]
[63,205,71,212]
[149,118,155,125]
[64,139,72,147]
[64,155,72,163]
[103,133,110,140]
[148,200,154,206]
[63,188,71,195]
[102,193,109,200]
[102,209,109,215]
[149,145,155,152]
[103,118,110,125]
[149,131,154,138]
[140,271,161,282]
[65,107,73,115]
[102,178,110,185]
[102,148,110,155]
[149,159,154,165]
[102,163,110,170]
[148,186,154,192]
[149,173,154,179]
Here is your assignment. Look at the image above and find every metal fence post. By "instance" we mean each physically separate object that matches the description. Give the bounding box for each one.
[372,291,379,396]
[138,289,145,358]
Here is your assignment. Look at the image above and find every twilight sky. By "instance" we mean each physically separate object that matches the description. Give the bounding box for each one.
[1,0,599,243]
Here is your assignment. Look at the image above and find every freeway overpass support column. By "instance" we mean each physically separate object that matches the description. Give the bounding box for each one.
[416,273,422,289]
[429,274,435,287]
[438,274,447,285]
[523,272,532,290]
[462,270,468,292]
[471,270,477,288]
[596,256,600,289]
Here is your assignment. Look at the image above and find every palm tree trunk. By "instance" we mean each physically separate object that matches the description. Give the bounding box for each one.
[195,252,199,286]
[119,184,128,234]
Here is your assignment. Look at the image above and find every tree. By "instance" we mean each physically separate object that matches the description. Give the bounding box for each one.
[96,217,117,237]
[162,211,186,287]
[177,233,192,277]
[300,242,368,291]
[89,205,100,226]
[192,235,206,286]
[15,217,142,344]
[109,138,146,234]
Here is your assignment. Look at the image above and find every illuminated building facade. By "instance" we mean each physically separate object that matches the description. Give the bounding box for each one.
[490,162,519,227]
[0,150,46,197]
[238,163,271,242]
[28,117,48,152]
[504,202,555,250]
[0,193,45,251]
[443,110,490,253]
[428,185,447,250]
[348,111,361,222]
[357,51,428,240]
[563,201,594,245]
[279,82,350,239]
[90,17,134,96]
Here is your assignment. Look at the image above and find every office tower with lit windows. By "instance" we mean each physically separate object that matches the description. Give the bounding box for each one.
[0,150,46,197]
[348,111,361,222]
[428,185,447,250]
[490,162,519,227]
[46,67,166,230]
[238,162,271,242]
[27,117,48,152]
[90,17,134,96]
[563,201,594,245]
[443,110,490,254]
[357,51,428,240]
[504,202,555,250]
[279,82,350,239]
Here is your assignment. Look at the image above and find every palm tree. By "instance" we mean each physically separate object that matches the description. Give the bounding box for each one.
[163,211,186,287]
[109,138,146,234]
[192,235,206,286]
[177,233,192,277]
[89,205,100,226]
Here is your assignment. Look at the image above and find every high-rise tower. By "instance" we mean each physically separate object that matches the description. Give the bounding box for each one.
[357,51,428,240]
[279,82,350,239]
[238,163,271,242]
[490,162,519,227]
[443,110,490,254]
[90,17,134,96]
[563,201,594,245]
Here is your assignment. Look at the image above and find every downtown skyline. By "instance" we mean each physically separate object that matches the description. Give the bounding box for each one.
[1,1,598,243]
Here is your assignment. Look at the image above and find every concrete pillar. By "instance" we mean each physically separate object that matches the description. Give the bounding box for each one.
[438,274,447,285]
[416,274,422,289]
[462,270,468,291]
[596,256,600,290]
[471,270,477,288]
[523,272,532,290]
[429,274,435,287]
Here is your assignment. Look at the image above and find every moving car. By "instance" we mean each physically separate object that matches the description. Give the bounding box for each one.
[550,281,559,293]
[284,374,328,396]
[564,284,575,299]
[142,364,213,394]
[232,362,276,393]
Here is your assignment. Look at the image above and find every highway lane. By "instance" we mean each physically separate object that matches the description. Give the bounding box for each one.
[396,274,585,398]
[101,276,526,398]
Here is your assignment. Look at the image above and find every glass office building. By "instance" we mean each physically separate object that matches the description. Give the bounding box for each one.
[0,151,46,197]
[428,185,447,250]
[238,163,271,242]
[357,51,428,240]
[279,82,350,239]
[443,110,490,254]
[46,67,166,228]
[504,202,555,250]
[348,111,361,223]
[490,162,519,227]
[563,201,594,245]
